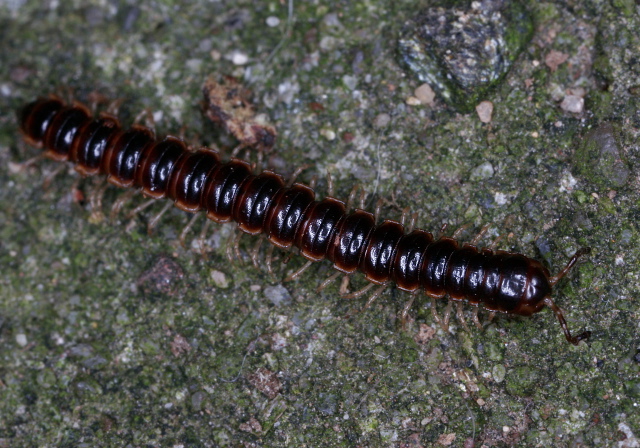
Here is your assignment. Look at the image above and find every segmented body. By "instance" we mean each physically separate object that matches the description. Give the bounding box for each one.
[19,97,591,345]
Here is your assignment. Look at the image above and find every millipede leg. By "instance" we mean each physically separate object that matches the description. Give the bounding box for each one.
[374,199,384,223]
[407,212,418,233]
[255,150,264,174]
[226,229,237,263]
[472,307,482,329]
[452,223,471,239]
[110,189,136,222]
[400,294,416,330]
[443,301,452,329]
[42,164,67,189]
[342,282,376,300]
[549,247,592,285]
[281,250,294,265]
[469,223,491,246]
[266,244,275,276]
[225,229,245,262]
[339,274,351,295]
[133,108,156,135]
[105,97,125,116]
[489,235,504,251]
[233,231,244,260]
[362,284,388,310]
[147,201,173,233]
[430,298,452,332]
[344,284,388,319]
[430,297,446,331]
[317,271,341,293]
[456,302,470,330]
[196,219,211,257]
[126,197,156,219]
[284,260,314,282]
[87,91,108,114]
[89,178,109,223]
[14,154,44,172]
[179,213,202,248]
[438,223,449,238]
[309,175,318,190]
[346,184,362,211]
[230,143,246,158]
[400,207,411,226]
[251,237,264,267]
[287,164,311,187]
[543,297,591,345]
[326,171,334,197]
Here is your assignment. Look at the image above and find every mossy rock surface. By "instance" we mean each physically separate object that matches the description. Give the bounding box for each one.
[1,0,639,447]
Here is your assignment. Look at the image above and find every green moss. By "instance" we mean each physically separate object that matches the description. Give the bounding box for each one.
[2,0,639,446]
[505,366,541,396]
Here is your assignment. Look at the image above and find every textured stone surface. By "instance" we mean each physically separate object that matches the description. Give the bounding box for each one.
[398,0,533,112]
[575,122,631,189]
[1,1,639,447]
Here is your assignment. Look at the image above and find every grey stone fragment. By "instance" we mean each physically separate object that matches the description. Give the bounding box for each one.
[398,0,533,112]
[574,122,630,189]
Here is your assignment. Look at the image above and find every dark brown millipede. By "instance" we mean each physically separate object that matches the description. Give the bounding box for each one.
[18,95,592,345]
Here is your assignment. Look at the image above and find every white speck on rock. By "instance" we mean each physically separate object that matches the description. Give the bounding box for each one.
[319,36,338,51]
[494,192,508,206]
[373,113,391,129]
[210,270,229,288]
[227,50,249,66]
[264,285,292,307]
[320,128,336,140]
[277,79,300,105]
[560,95,584,113]
[559,171,578,192]
[16,334,27,347]
[342,75,358,91]
[470,161,494,180]
[266,16,280,27]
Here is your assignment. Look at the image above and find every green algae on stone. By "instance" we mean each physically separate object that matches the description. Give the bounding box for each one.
[574,122,630,189]
[505,365,541,397]
[398,0,534,113]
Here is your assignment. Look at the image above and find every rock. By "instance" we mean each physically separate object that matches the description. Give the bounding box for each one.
[574,122,630,189]
[398,0,533,113]
[414,83,436,106]
[475,100,494,123]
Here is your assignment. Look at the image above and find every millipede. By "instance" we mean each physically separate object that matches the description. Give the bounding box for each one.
[18,94,592,345]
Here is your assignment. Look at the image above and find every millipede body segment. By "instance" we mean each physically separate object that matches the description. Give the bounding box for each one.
[19,96,592,345]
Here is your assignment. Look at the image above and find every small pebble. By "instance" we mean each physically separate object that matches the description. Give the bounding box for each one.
[264,285,292,307]
[320,129,336,140]
[560,95,584,113]
[373,113,391,128]
[210,270,230,288]
[414,83,435,106]
[266,16,280,27]
[544,50,569,72]
[475,100,494,123]
[406,96,421,106]
[228,50,249,65]
[342,75,357,90]
[16,334,27,347]
[470,161,494,180]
